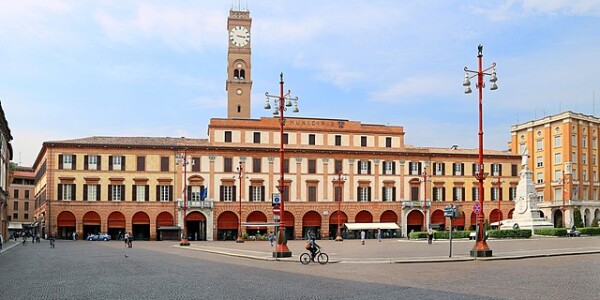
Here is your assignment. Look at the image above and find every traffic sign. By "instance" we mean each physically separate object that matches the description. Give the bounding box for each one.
[274,215,280,221]
[273,205,281,215]
[272,193,281,206]
[473,202,481,214]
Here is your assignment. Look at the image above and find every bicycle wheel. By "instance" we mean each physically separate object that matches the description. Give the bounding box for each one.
[317,253,329,265]
[300,253,311,265]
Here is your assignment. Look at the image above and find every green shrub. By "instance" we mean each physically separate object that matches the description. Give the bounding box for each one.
[579,227,600,235]
[591,218,599,228]
[574,210,584,228]
[534,228,567,236]
[433,231,471,239]
[487,229,532,239]
[409,231,428,239]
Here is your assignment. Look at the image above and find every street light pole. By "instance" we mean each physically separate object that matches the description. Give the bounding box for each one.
[422,167,429,232]
[493,174,504,230]
[335,170,346,241]
[562,169,566,228]
[463,44,498,257]
[265,72,299,258]
[236,161,245,243]
[179,152,190,246]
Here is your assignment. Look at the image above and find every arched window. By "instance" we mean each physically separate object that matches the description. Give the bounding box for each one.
[233,69,239,79]
[240,69,245,79]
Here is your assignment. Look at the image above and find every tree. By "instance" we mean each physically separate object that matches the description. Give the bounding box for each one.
[573,209,584,228]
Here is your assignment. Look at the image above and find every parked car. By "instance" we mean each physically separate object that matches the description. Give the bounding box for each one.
[87,233,112,241]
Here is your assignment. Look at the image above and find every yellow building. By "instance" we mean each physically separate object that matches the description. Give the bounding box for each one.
[8,166,35,235]
[510,111,600,227]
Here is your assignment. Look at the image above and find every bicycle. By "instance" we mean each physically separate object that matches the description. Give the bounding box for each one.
[300,246,329,265]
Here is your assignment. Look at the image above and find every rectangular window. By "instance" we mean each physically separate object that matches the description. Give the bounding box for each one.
[536,139,543,151]
[192,157,201,172]
[221,185,234,202]
[537,156,543,168]
[87,185,98,202]
[160,156,170,172]
[225,131,232,143]
[136,185,147,202]
[453,163,464,176]
[159,185,172,202]
[13,189,19,199]
[224,157,233,173]
[434,163,444,176]
[433,187,445,201]
[137,156,146,172]
[360,161,369,174]
[24,190,29,199]
[24,213,29,219]
[308,160,317,174]
[555,153,562,165]
[583,154,587,165]
[358,186,370,202]
[509,187,517,201]
[250,186,263,202]
[335,160,343,173]
[112,156,122,170]
[308,134,316,145]
[13,213,18,220]
[472,187,479,201]
[383,161,394,175]
[189,186,202,201]
[594,137,598,150]
[554,136,561,147]
[253,132,261,144]
[283,133,289,145]
[361,136,367,147]
[334,186,343,202]
[410,162,421,175]
[62,154,73,170]
[573,168,578,181]
[594,171,598,182]
[572,134,577,145]
[382,186,395,202]
[411,186,419,201]
[111,185,123,201]
[511,164,518,176]
[554,170,562,182]
[60,184,75,201]
[24,202,29,211]
[594,155,597,165]
[252,158,261,173]
[572,152,577,164]
[13,201,18,210]
[453,187,464,201]
[283,159,290,173]
[335,135,341,146]
[88,155,99,170]
[536,172,544,184]
[490,187,499,201]
[308,186,317,202]
[583,136,587,148]
[385,137,392,148]
[583,170,588,181]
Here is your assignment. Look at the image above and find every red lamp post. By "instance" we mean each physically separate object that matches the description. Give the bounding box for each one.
[178,152,190,246]
[422,167,429,232]
[463,44,498,257]
[236,161,245,243]
[334,170,346,241]
[265,72,298,258]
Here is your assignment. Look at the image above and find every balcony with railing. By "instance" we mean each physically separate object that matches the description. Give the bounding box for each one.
[178,200,214,209]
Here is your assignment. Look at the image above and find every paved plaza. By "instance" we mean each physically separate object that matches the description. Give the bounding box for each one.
[0,237,598,299]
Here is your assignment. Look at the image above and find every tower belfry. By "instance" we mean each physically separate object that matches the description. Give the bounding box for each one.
[226,6,252,118]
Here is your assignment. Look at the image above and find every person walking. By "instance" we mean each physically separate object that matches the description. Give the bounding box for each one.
[0,232,4,253]
[72,231,76,241]
[124,232,130,248]
[49,234,56,248]
[360,230,366,245]
[268,231,274,247]
[377,228,381,242]
[427,227,434,245]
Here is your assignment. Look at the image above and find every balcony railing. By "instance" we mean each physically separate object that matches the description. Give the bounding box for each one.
[401,201,430,208]
[178,200,214,209]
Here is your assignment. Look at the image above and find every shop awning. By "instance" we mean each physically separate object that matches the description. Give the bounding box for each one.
[8,222,23,230]
[344,222,400,230]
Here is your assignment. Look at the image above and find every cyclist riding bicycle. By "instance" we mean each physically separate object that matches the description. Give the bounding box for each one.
[308,232,319,260]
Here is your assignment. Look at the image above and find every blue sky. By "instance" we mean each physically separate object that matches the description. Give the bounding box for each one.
[1,0,600,167]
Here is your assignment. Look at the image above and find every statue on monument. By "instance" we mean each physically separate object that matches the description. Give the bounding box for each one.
[521,146,529,170]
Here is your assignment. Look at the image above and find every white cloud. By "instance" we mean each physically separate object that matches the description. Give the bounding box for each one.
[0,0,73,43]
[370,75,455,104]
[95,3,225,52]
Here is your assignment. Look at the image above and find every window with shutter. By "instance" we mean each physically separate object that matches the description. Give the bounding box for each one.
[161,157,170,172]
[252,158,261,173]
[137,156,145,171]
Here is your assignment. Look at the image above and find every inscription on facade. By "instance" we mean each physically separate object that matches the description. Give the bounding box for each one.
[289,120,345,129]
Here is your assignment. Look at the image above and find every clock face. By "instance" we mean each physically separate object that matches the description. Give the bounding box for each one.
[230,26,250,47]
[516,197,528,214]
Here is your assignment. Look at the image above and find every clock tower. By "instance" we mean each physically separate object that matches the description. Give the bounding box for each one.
[226,8,252,119]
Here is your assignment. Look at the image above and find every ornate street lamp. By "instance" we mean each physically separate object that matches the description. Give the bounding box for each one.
[176,152,191,246]
[492,174,504,230]
[264,72,299,258]
[421,165,431,231]
[236,161,245,243]
[334,170,346,241]
[463,44,498,257]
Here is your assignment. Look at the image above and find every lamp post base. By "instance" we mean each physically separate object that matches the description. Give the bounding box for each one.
[179,238,190,247]
[272,244,292,258]
[470,241,492,257]
[335,235,343,241]
[236,237,245,243]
